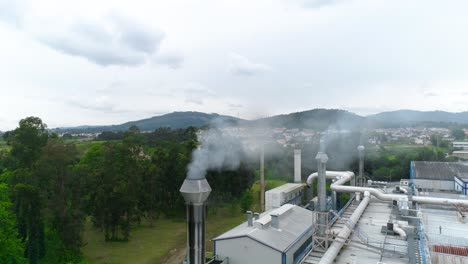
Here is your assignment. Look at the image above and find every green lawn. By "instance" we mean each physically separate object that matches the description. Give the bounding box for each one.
[82,209,245,264]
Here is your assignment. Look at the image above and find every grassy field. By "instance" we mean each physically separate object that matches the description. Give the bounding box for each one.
[81,178,288,264]
[82,208,245,264]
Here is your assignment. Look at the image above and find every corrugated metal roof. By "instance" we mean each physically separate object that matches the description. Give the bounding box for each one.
[412,161,468,180]
[213,204,313,252]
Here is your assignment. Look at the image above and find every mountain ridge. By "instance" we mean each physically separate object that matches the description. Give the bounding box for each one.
[52,109,468,133]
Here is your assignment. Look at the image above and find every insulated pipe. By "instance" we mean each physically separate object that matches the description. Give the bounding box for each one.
[393,224,407,240]
[306,171,355,200]
[318,191,371,264]
[308,171,468,207]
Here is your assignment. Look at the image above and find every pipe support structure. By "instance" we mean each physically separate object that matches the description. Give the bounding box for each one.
[318,192,371,264]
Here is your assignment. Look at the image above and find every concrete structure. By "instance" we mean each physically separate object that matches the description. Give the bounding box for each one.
[213,204,313,264]
[265,183,305,211]
[294,149,302,183]
[410,161,468,192]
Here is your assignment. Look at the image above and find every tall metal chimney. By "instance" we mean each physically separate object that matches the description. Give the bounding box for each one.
[357,145,365,187]
[180,178,212,264]
[260,144,265,212]
[294,149,302,183]
[316,139,329,237]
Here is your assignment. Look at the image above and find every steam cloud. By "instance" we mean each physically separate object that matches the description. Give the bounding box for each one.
[187,129,244,180]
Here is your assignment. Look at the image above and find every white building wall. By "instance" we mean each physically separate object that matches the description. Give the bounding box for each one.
[413,179,454,191]
[215,237,282,264]
[285,229,313,264]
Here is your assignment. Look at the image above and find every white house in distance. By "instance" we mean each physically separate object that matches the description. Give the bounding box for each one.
[213,204,313,264]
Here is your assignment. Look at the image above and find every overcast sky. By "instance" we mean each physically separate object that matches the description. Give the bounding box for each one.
[1,0,468,130]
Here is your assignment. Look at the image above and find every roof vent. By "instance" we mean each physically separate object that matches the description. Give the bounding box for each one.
[254,212,260,220]
[270,213,280,229]
[246,211,253,227]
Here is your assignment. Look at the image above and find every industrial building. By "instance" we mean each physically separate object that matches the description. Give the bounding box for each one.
[410,161,468,192]
[180,146,468,264]
[265,183,304,211]
[213,204,313,264]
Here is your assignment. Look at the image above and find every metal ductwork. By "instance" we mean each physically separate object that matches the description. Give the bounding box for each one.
[306,171,355,201]
[180,178,212,264]
[318,191,371,264]
[307,171,468,206]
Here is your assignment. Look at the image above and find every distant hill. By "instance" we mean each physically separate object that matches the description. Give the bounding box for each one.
[254,109,366,130]
[54,111,245,133]
[367,110,468,127]
[53,109,468,134]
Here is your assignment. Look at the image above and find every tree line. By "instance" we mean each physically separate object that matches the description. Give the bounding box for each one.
[0,117,254,264]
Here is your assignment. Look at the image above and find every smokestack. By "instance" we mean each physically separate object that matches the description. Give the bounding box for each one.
[260,144,265,212]
[180,178,212,264]
[294,149,302,183]
[316,153,328,212]
[357,145,365,187]
[316,143,328,237]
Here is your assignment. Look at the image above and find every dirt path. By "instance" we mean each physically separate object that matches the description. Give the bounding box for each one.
[159,246,186,264]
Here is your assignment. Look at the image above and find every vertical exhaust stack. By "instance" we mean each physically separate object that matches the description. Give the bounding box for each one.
[180,178,212,264]
[357,145,365,187]
[316,140,329,237]
[294,149,302,183]
[260,144,265,212]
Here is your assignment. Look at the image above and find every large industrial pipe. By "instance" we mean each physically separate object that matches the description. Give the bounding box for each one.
[318,191,371,264]
[306,171,355,202]
[180,178,212,264]
[307,171,468,207]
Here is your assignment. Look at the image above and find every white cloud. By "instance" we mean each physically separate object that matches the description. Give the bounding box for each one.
[153,53,184,69]
[1,0,468,129]
[37,15,165,66]
[227,53,270,76]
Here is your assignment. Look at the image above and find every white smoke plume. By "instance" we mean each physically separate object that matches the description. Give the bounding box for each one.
[187,128,245,180]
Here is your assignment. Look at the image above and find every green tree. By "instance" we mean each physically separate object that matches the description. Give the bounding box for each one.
[35,139,84,254]
[6,117,48,169]
[0,183,26,264]
[452,128,466,141]
[13,183,44,264]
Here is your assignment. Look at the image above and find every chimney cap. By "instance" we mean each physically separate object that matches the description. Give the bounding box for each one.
[180,178,212,205]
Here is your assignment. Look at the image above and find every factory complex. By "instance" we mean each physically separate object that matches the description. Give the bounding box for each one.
[180,146,468,264]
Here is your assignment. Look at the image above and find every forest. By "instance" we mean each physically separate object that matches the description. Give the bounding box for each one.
[0,117,253,264]
[0,117,453,264]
